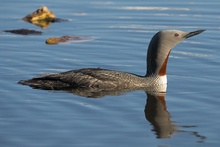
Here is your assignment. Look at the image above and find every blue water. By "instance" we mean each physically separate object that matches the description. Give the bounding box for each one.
[1,0,220,146]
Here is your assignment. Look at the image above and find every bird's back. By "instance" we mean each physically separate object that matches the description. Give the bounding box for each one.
[18,68,148,90]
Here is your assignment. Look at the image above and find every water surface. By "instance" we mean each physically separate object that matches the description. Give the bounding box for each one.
[0,0,220,146]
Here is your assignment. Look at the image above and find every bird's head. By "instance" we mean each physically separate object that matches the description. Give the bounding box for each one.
[146,29,205,77]
[156,29,205,49]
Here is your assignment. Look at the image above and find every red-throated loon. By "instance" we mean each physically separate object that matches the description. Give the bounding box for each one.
[18,29,205,92]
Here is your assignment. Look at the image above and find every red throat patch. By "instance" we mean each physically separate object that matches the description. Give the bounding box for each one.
[159,53,170,76]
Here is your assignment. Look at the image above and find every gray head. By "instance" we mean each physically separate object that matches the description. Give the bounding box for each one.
[146,29,205,77]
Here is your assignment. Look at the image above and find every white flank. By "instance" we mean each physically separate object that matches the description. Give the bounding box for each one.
[159,75,167,85]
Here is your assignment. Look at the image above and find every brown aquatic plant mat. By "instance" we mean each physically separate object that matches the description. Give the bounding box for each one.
[22,6,69,28]
[22,6,56,22]
[3,29,42,35]
[46,36,94,44]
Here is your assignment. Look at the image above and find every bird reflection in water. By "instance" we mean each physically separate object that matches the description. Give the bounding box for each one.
[67,86,177,138]
[52,85,205,142]
[145,92,175,138]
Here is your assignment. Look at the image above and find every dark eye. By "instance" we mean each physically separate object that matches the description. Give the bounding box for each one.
[174,33,179,37]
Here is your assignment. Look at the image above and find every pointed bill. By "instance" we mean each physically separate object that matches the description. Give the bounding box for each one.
[184,30,205,38]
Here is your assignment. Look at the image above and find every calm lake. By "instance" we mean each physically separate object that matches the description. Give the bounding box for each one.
[0,0,220,146]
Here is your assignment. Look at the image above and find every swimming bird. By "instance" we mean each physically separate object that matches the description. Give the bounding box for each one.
[18,29,205,92]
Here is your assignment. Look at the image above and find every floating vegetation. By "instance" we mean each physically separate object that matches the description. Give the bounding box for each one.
[3,29,42,35]
[22,6,68,28]
[46,36,95,44]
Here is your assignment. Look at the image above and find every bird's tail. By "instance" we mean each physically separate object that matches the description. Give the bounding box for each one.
[18,78,71,90]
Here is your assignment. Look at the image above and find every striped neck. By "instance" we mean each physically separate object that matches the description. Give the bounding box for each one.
[145,31,172,77]
[146,48,171,77]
